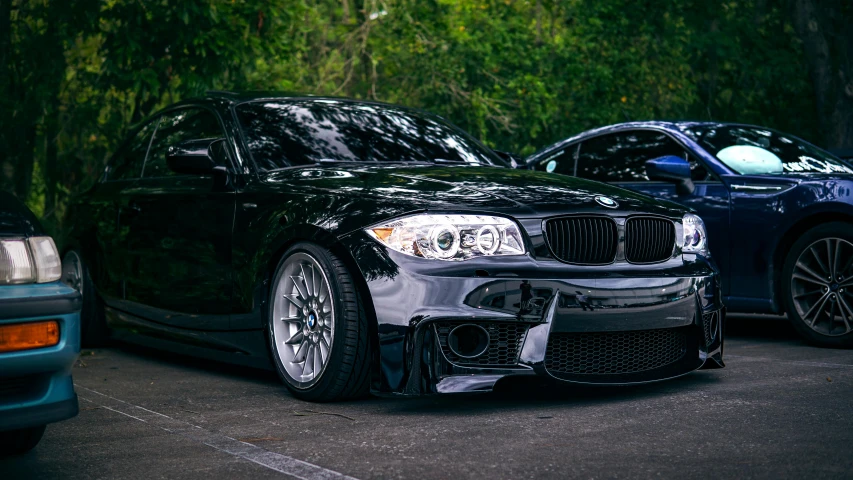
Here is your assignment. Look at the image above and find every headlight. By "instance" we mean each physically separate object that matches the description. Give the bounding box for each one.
[366,214,526,261]
[0,237,61,284]
[681,214,709,256]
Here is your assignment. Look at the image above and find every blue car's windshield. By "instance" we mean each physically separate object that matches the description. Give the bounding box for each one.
[683,125,853,175]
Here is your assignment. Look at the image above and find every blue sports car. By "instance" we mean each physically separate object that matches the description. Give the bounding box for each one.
[0,192,80,455]
[526,122,853,347]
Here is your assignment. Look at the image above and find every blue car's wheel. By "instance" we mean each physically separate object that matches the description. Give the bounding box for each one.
[782,222,853,348]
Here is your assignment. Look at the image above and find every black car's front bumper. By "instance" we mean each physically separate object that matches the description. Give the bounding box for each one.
[343,234,724,396]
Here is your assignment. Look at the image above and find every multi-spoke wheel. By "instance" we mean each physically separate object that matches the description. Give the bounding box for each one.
[783,222,853,348]
[61,250,109,347]
[267,243,371,401]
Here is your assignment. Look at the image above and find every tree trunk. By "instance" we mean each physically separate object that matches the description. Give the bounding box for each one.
[790,0,853,149]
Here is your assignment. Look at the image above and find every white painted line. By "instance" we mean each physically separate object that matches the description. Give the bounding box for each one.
[726,354,853,369]
[76,384,359,480]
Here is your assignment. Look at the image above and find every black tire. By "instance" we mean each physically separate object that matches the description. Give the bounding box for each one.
[0,425,46,456]
[267,243,371,402]
[781,222,853,348]
[61,251,109,347]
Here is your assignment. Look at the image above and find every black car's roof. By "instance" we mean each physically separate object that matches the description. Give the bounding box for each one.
[0,191,44,237]
[181,91,425,111]
[154,91,446,127]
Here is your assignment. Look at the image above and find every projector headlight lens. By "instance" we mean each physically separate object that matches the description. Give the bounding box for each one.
[682,214,709,256]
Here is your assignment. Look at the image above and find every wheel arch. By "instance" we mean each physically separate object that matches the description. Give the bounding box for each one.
[771,208,853,313]
[259,224,380,385]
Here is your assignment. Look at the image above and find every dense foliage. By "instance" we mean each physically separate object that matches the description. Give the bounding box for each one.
[1,0,849,234]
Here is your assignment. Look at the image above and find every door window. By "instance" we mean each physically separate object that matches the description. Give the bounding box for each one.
[531,145,579,175]
[143,108,225,178]
[577,131,714,182]
[106,120,157,181]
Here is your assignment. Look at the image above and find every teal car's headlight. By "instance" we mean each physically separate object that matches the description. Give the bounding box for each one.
[366,214,527,261]
[0,237,61,284]
[681,214,710,257]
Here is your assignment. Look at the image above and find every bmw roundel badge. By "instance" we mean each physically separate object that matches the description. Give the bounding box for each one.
[595,196,619,208]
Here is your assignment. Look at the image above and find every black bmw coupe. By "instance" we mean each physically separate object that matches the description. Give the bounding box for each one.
[62,93,724,401]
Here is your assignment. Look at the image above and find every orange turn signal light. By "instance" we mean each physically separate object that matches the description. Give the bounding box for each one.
[0,320,60,353]
[371,227,394,243]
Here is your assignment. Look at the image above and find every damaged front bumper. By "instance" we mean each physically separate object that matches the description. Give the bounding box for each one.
[344,235,724,396]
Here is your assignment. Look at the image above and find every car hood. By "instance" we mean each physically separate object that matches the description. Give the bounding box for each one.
[0,192,43,237]
[260,164,687,219]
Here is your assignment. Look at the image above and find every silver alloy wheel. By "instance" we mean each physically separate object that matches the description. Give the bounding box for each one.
[790,237,853,336]
[271,252,335,389]
[61,251,84,295]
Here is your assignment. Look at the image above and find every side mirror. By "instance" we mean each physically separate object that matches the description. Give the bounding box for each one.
[493,150,523,169]
[645,155,695,195]
[166,138,226,175]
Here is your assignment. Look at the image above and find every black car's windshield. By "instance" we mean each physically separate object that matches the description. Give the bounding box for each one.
[235,100,508,170]
[683,124,853,175]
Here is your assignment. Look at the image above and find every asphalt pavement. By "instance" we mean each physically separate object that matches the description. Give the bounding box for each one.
[2,314,852,479]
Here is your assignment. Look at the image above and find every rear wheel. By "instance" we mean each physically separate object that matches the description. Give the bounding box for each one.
[0,425,46,456]
[267,243,371,402]
[782,222,853,348]
[61,251,109,347]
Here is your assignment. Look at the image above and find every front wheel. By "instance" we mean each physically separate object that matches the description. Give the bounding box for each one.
[0,425,46,456]
[782,222,853,348]
[267,243,371,402]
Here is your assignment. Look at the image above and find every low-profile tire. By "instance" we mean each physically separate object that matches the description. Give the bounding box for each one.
[781,222,853,348]
[0,425,46,456]
[267,243,371,402]
[61,251,109,347]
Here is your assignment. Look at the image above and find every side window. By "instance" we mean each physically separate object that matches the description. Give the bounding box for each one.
[532,145,579,175]
[107,120,158,181]
[576,133,632,182]
[143,108,225,178]
[577,130,712,183]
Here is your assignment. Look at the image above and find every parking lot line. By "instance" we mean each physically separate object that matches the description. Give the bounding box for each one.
[75,384,359,480]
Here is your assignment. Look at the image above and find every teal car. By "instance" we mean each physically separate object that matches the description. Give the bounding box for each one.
[0,192,81,455]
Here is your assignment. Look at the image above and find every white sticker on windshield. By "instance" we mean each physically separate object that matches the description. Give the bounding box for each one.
[546,160,557,173]
[716,145,784,175]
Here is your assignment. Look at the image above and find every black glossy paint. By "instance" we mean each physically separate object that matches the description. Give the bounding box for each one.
[0,192,45,237]
[526,121,853,314]
[65,95,723,395]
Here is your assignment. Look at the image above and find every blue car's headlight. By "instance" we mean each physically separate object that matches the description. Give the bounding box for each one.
[0,237,62,284]
[681,214,710,257]
[366,214,527,261]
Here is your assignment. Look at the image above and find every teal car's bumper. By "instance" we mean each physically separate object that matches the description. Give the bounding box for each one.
[0,282,82,431]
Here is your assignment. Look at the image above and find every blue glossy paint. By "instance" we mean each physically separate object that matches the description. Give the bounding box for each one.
[526,121,853,314]
[0,281,81,432]
[645,155,692,181]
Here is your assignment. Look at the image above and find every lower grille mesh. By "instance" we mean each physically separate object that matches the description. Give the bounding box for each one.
[544,328,687,375]
[435,322,529,367]
[0,375,46,404]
